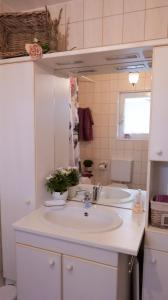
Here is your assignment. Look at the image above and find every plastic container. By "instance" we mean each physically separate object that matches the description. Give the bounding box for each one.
[132,189,144,214]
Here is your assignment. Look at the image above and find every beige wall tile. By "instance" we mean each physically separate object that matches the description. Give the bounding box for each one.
[93,93,110,103]
[94,80,110,93]
[124,0,146,12]
[103,0,124,16]
[84,19,102,48]
[145,7,168,40]
[103,15,123,45]
[66,0,84,23]
[94,114,109,126]
[93,103,110,114]
[84,0,103,20]
[67,21,84,50]
[123,11,145,42]
[146,0,168,8]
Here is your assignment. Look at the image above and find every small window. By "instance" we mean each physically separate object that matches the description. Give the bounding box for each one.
[118,91,151,140]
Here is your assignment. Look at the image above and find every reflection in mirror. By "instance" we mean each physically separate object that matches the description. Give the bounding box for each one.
[78,71,152,190]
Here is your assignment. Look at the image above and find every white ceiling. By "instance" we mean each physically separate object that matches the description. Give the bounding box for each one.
[3,0,68,11]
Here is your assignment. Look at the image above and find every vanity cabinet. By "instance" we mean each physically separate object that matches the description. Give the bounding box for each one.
[149,46,168,161]
[142,248,168,300]
[16,242,128,300]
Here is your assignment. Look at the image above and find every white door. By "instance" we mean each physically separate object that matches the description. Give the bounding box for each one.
[16,244,61,300]
[63,255,117,300]
[142,248,168,300]
[149,46,168,161]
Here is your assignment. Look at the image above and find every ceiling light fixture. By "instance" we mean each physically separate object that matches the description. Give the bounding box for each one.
[128,72,139,86]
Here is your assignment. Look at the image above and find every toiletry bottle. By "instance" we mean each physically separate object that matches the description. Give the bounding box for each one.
[133,189,144,213]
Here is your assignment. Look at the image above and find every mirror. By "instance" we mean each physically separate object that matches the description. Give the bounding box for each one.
[78,70,152,191]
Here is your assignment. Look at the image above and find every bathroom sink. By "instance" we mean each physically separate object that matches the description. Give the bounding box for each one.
[42,204,122,233]
[98,187,134,205]
[73,184,135,205]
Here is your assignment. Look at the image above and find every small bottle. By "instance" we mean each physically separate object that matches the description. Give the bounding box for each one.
[132,189,144,213]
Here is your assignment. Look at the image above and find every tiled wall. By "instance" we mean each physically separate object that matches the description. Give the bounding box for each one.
[2,0,168,50]
[79,71,152,190]
[53,0,168,50]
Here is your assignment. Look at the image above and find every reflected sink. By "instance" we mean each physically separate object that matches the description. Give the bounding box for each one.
[73,184,136,206]
[98,187,135,205]
[42,204,122,233]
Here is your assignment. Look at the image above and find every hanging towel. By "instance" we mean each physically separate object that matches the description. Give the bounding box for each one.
[78,107,94,141]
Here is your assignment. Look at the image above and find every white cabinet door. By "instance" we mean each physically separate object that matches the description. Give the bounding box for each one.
[0,62,36,280]
[142,248,168,300]
[149,46,168,161]
[63,255,117,300]
[16,244,61,300]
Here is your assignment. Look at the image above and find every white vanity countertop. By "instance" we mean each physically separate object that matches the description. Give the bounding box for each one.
[13,202,145,256]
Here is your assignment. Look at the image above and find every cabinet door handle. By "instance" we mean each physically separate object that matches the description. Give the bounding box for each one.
[25,199,31,205]
[49,259,55,267]
[151,257,156,264]
[156,150,163,156]
[66,264,73,271]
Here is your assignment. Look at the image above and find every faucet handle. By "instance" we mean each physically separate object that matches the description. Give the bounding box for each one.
[83,191,92,201]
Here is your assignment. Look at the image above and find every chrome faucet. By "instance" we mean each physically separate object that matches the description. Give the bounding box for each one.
[83,191,92,209]
[92,184,102,203]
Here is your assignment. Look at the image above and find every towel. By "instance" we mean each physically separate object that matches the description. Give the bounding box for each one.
[153,195,168,203]
[78,107,94,141]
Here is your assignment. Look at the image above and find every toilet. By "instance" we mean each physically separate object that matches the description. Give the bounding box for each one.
[109,159,133,188]
[0,285,17,300]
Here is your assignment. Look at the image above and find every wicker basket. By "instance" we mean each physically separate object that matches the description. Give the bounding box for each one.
[0,7,61,59]
[150,199,168,229]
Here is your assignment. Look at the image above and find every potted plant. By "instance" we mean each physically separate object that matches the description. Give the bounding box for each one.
[46,167,80,201]
[66,167,79,186]
[45,168,69,201]
[83,159,94,172]
[67,167,80,199]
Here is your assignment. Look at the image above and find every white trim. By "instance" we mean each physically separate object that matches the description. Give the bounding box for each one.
[1,38,168,66]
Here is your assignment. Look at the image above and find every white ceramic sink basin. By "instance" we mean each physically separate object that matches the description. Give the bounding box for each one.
[43,204,122,233]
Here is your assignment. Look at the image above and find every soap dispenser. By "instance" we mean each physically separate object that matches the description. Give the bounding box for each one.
[132,189,144,213]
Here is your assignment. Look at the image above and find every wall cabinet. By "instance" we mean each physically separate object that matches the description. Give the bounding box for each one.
[16,243,127,300]
[143,45,168,299]
[142,248,168,300]
[0,61,70,281]
[149,46,168,161]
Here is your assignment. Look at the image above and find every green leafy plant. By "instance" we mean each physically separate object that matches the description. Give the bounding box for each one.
[46,167,79,194]
[67,167,79,186]
[83,160,93,168]
[45,169,69,194]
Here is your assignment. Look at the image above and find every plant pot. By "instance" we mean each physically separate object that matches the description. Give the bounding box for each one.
[84,167,92,172]
[52,191,68,202]
[68,185,78,199]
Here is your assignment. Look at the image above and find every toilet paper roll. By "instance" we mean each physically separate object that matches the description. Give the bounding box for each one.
[98,162,107,170]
